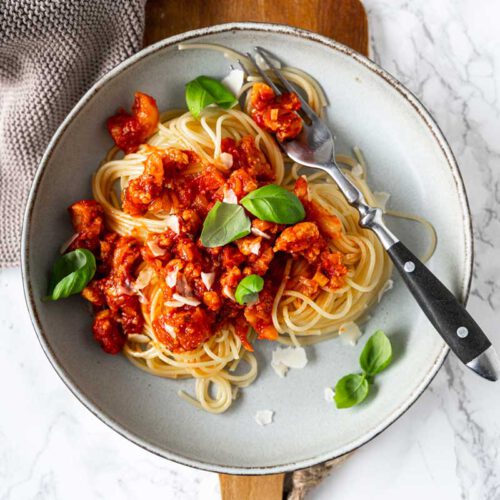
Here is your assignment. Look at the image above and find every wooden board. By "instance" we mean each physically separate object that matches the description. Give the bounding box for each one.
[145,0,368,57]
[144,1,368,498]
[219,473,285,500]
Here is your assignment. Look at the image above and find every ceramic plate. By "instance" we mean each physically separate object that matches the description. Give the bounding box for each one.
[22,23,472,474]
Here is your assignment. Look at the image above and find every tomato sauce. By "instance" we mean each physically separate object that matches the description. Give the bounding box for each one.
[67,91,348,355]
[249,82,303,141]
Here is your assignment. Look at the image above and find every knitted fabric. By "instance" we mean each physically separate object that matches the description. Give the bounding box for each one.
[0,0,146,266]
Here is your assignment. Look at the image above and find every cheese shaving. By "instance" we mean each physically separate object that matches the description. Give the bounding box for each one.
[249,240,261,255]
[176,273,192,296]
[339,321,362,346]
[115,284,134,296]
[223,188,238,204]
[165,215,180,234]
[166,268,178,288]
[223,285,235,301]
[251,227,271,240]
[254,410,274,426]
[164,300,184,308]
[134,268,153,290]
[164,324,177,338]
[172,293,201,307]
[221,67,245,95]
[147,240,167,257]
[271,360,288,378]
[324,387,335,402]
[201,272,215,290]
[219,152,234,169]
[271,346,308,377]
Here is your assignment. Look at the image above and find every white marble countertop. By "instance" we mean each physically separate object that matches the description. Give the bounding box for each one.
[2,0,500,498]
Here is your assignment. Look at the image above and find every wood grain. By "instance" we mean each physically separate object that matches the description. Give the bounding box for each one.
[219,473,285,500]
[145,0,368,56]
[144,1,367,498]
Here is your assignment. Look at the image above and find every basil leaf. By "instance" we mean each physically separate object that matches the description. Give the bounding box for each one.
[241,185,305,224]
[46,248,96,301]
[185,76,238,118]
[201,201,251,248]
[235,275,264,305]
[359,330,392,376]
[334,373,369,409]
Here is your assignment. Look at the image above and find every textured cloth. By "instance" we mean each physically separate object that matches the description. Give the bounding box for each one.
[285,453,351,499]
[0,0,146,267]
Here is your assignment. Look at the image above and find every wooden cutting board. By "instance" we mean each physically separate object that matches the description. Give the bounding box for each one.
[144,1,368,498]
[145,0,368,56]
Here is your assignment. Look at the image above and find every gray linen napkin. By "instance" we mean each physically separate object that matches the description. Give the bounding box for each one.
[0,0,145,266]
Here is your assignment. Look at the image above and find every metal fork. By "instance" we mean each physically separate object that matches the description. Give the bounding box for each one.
[249,46,499,381]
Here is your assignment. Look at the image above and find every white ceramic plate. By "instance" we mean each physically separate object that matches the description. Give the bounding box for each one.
[22,23,472,474]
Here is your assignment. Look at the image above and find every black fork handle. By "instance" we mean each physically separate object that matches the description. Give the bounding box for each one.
[323,160,498,380]
[386,241,490,364]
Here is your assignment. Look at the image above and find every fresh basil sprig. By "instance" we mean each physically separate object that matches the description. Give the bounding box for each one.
[360,329,393,375]
[46,248,96,301]
[241,185,305,224]
[201,201,251,248]
[334,373,369,409]
[235,275,264,305]
[333,330,392,409]
[185,76,238,118]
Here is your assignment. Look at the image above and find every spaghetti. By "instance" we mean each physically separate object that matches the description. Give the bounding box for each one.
[54,44,434,413]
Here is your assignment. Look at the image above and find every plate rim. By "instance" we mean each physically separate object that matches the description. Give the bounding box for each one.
[21,21,473,475]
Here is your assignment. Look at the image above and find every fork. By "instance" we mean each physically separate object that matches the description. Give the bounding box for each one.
[248,46,499,381]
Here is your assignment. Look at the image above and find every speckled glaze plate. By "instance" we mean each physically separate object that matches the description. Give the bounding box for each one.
[21,23,472,474]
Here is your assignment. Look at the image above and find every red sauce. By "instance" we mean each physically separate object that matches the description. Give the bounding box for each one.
[107,92,159,154]
[249,82,303,141]
[67,93,348,355]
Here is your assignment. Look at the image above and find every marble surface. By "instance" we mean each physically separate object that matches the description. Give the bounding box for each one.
[2,0,500,498]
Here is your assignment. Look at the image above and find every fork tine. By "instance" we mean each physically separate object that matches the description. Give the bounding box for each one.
[254,46,317,120]
[246,52,282,96]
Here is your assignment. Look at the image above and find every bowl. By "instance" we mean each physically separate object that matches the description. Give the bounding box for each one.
[22,22,472,474]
